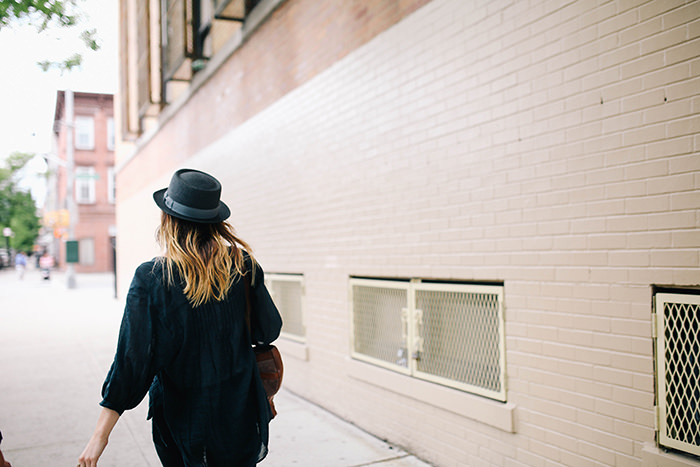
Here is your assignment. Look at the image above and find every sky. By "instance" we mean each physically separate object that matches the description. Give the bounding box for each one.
[0,0,118,202]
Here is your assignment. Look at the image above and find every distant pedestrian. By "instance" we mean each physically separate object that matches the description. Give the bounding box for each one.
[14,251,27,280]
[78,169,283,467]
[0,430,12,467]
[39,251,53,280]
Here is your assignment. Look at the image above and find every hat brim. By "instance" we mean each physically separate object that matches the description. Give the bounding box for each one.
[153,188,230,224]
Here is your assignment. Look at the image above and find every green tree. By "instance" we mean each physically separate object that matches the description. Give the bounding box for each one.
[0,0,78,28]
[0,152,41,253]
[0,0,100,72]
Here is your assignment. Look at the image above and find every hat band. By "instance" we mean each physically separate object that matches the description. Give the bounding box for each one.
[164,192,220,220]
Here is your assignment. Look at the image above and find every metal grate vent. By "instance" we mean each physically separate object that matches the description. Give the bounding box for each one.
[416,289,502,393]
[267,274,305,341]
[656,292,700,456]
[351,279,505,401]
[352,282,409,370]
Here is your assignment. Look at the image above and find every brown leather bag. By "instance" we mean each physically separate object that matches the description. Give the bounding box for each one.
[253,344,283,418]
[244,271,284,418]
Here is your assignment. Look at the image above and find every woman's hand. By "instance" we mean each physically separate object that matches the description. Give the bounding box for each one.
[77,407,120,466]
[77,433,108,466]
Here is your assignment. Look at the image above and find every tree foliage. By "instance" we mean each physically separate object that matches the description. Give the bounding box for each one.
[0,0,78,29]
[0,0,100,72]
[0,152,41,253]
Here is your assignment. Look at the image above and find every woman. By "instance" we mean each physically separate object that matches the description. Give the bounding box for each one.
[0,430,12,467]
[79,168,282,467]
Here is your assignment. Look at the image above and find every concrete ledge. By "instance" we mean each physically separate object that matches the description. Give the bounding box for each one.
[348,359,516,433]
[642,443,700,466]
[276,337,309,361]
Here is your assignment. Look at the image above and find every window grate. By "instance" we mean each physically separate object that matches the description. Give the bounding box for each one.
[351,278,505,400]
[656,292,700,457]
[267,274,305,342]
[352,282,409,371]
[415,288,502,394]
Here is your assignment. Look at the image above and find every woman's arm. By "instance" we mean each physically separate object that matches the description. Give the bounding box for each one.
[0,448,10,467]
[0,429,9,467]
[250,265,283,344]
[78,407,120,467]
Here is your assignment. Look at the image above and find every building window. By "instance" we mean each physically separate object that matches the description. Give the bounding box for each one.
[161,0,262,99]
[107,167,116,204]
[74,116,95,150]
[654,290,700,457]
[75,166,96,204]
[107,117,115,151]
[266,274,305,342]
[79,237,95,265]
[351,278,506,401]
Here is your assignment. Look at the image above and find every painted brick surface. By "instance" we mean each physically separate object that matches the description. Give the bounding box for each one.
[53,92,116,273]
[117,0,700,465]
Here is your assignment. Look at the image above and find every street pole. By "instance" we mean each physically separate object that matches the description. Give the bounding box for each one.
[65,89,77,289]
[3,227,12,269]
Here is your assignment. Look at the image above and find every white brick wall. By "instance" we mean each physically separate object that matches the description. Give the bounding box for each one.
[118,0,700,465]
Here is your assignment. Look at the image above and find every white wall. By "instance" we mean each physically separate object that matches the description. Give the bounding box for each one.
[118,0,700,465]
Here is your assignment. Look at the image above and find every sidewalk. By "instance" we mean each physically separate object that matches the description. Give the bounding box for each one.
[0,267,431,466]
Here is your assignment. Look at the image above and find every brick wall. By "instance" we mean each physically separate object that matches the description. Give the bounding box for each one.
[54,92,116,273]
[73,94,116,273]
[118,0,700,465]
[117,0,431,198]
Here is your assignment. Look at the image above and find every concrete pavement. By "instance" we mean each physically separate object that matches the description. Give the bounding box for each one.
[0,266,431,466]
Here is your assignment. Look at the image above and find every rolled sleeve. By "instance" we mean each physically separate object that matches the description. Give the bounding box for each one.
[100,263,158,414]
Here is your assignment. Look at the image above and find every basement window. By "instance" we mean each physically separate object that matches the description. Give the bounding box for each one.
[654,288,700,458]
[266,273,305,342]
[350,278,506,402]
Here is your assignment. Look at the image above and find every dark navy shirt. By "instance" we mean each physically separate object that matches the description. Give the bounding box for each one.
[100,257,282,465]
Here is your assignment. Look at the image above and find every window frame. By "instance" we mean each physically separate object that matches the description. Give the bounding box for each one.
[107,167,116,204]
[654,290,700,457]
[266,273,305,343]
[350,277,507,402]
[74,166,97,204]
[78,237,95,266]
[74,116,95,150]
[107,117,115,151]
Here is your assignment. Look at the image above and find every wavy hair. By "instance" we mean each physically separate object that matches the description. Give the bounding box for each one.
[156,212,255,307]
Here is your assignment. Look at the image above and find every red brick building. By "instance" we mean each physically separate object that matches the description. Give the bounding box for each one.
[49,91,116,273]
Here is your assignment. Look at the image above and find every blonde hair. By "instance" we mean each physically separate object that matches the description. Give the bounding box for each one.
[156,212,255,307]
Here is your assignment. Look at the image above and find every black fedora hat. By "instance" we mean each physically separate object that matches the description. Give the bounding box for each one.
[153,168,230,223]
